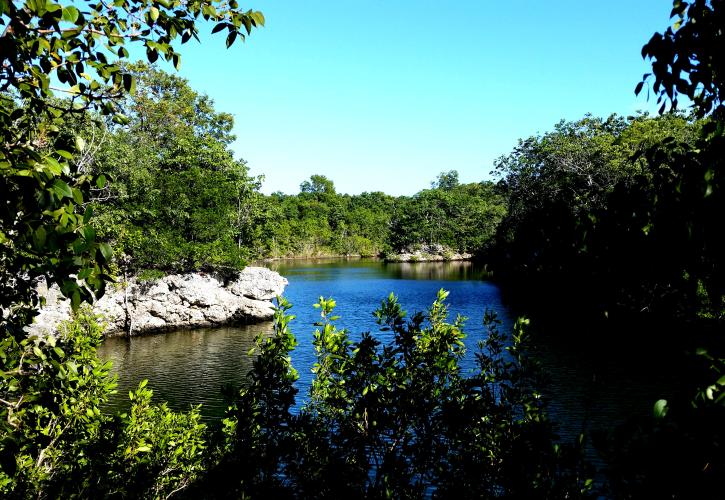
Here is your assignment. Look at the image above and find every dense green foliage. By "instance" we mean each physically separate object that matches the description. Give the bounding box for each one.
[638,0,724,117]
[489,3,724,323]
[208,293,592,498]
[486,2,725,497]
[243,172,506,259]
[92,156,505,262]
[490,112,711,316]
[59,66,506,266]
[596,2,725,496]
[390,173,506,254]
[0,307,115,493]
[0,0,265,290]
[0,309,209,498]
[251,181,397,258]
[2,296,593,498]
[0,0,262,494]
[78,64,263,273]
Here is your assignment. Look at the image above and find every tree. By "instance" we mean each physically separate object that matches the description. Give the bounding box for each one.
[1,0,264,489]
[638,0,724,117]
[390,174,505,253]
[1,0,265,313]
[490,113,703,315]
[84,64,262,272]
[300,174,336,197]
[431,169,459,190]
[593,3,725,496]
[636,0,724,313]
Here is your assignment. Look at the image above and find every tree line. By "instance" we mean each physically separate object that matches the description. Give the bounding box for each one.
[61,68,507,270]
[489,111,720,320]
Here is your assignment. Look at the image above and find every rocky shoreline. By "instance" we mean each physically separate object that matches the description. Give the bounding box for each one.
[384,244,472,263]
[29,267,288,337]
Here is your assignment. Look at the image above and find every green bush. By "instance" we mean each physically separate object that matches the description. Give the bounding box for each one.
[211,292,593,498]
[0,309,210,499]
[0,307,113,495]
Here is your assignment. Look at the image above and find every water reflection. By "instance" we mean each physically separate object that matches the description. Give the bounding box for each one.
[266,257,492,282]
[98,324,273,420]
[387,260,492,281]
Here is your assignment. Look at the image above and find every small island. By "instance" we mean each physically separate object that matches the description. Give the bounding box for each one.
[383,243,472,263]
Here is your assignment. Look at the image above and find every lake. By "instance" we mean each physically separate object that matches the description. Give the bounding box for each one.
[98,258,684,447]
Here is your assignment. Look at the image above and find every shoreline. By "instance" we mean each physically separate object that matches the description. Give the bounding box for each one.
[257,253,379,263]
[30,267,288,338]
[257,252,475,264]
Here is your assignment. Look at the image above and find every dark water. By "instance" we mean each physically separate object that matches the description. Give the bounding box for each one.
[99,325,268,418]
[98,258,683,448]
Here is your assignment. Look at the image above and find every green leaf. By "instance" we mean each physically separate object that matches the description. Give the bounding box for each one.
[33,226,47,248]
[251,11,265,26]
[149,6,160,21]
[72,187,84,205]
[62,5,79,23]
[226,31,237,48]
[82,225,96,242]
[45,2,61,14]
[44,156,62,174]
[83,206,94,224]
[61,27,82,39]
[98,242,113,263]
[653,399,668,419]
[96,174,107,189]
[112,113,130,125]
[123,73,136,93]
[51,179,73,199]
[27,0,46,15]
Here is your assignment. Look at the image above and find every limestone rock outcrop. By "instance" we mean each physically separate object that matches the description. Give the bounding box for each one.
[384,244,472,263]
[29,267,288,337]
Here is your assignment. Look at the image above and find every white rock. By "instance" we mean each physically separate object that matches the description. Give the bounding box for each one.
[28,267,288,337]
[228,266,288,300]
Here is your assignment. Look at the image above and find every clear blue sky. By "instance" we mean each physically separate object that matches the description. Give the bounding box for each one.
[167,0,674,195]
